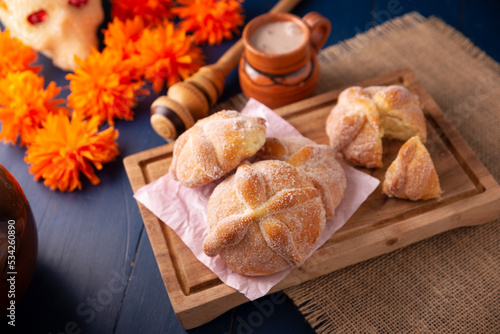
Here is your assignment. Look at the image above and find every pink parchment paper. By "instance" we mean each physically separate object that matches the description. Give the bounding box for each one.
[134,98,380,301]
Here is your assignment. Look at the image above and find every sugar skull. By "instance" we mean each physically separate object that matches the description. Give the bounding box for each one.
[0,0,104,71]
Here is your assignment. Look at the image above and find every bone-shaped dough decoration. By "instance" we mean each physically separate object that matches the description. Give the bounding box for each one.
[203,160,326,276]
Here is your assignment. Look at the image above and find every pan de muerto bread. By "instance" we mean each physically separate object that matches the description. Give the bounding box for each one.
[203,160,326,276]
[383,136,441,200]
[326,85,426,168]
[169,110,267,187]
[255,136,346,219]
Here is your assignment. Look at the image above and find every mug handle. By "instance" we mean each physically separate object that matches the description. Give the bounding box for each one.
[302,12,332,53]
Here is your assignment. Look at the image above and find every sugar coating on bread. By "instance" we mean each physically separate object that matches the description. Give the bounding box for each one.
[326,85,426,168]
[169,110,267,187]
[255,136,346,219]
[326,87,383,168]
[383,136,441,200]
[203,160,326,276]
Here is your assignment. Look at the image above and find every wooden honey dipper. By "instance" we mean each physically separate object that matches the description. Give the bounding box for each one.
[150,0,302,141]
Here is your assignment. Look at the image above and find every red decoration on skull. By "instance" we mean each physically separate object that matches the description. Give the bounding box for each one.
[27,10,47,24]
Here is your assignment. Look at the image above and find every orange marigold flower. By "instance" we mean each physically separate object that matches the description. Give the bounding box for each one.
[104,16,145,58]
[25,112,120,192]
[134,21,204,92]
[173,0,244,45]
[67,48,148,126]
[0,71,67,146]
[0,29,41,77]
[110,0,174,27]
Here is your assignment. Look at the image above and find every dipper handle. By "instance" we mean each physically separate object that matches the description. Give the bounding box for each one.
[150,0,302,141]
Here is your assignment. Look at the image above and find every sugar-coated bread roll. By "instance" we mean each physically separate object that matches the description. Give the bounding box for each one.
[203,160,326,276]
[169,110,267,187]
[326,85,426,168]
[383,136,441,200]
[255,136,346,219]
[326,87,383,168]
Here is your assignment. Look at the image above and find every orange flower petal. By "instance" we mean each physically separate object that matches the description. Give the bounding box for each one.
[0,71,67,146]
[110,0,174,27]
[0,29,41,77]
[104,16,146,60]
[173,0,244,45]
[25,113,120,192]
[67,48,148,126]
[133,21,204,92]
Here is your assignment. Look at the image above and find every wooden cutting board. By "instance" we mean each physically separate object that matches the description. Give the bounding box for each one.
[123,69,500,329]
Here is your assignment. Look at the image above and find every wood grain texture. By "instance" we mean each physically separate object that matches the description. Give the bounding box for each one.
[123,69,500,329]
[1,1,498,333]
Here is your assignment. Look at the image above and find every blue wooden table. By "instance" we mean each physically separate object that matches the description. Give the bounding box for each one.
[1,1,499,333]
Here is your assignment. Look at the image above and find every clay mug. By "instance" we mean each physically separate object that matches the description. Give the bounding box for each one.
[239,12,331,109]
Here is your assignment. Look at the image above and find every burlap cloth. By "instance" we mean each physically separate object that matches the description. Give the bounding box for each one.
[215,12,500,333]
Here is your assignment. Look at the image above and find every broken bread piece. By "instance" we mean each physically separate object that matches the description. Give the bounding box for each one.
[326,86,383,168]
[383,136,441,201]
[367,85,427,142]
[326,85,426,168]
